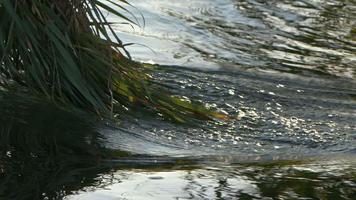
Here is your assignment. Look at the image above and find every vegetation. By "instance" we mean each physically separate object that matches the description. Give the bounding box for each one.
[0,0,224,123]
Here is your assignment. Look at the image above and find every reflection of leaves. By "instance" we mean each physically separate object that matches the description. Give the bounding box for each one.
[241,162,356,199]
[0,92,114,200]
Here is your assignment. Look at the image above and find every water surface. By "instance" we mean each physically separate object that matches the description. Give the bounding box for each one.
[103,0,356,158]
[1,0,355,199]
[73,0,356,198]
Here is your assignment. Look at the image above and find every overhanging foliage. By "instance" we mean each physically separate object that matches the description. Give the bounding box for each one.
[0,0,226,122]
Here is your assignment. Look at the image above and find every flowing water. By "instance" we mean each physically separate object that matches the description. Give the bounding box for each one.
[1,0,356,199]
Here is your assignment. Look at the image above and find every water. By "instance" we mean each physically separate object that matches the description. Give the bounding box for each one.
[1,0,356,199]
[103,0,356,157]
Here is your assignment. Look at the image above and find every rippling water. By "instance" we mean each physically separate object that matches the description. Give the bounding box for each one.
[103,0,356,157]
[67,156,356,199]
[1,0,355,199]
[72,0,356,198]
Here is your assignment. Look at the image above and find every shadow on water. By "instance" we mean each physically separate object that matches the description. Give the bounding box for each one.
[0,90,113,200]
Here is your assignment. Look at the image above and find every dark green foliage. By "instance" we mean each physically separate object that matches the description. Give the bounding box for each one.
[0,0,225,122]
[0,0,135,113]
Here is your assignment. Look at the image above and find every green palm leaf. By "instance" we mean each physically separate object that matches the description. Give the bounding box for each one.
[0,0,226,123]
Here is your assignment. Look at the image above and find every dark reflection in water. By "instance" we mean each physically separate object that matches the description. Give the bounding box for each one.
[67,157,356,200]
[0,91,113,200]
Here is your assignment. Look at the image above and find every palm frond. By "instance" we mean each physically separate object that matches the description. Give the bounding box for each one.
[0,0,226,122]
